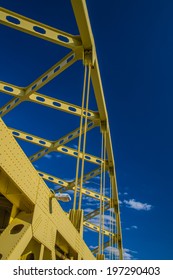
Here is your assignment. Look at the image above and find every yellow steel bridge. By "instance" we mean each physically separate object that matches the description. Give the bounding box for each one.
[0,0,123,260]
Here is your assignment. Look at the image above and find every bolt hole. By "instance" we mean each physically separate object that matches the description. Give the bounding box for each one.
[67,55,74,63]
[4,86,14,92]
[39,140,46,145]
[62,148,68,152]
[88,122,94,127]
[12,131,20,136]
[6,16,20,25]
[58,181,64,185]
[33,26,46,34]
[83,111,91,117]
[57,35,69,43]
[54,66,60,73]
[53,101,61,107]
[32,84,37,90]
[68,106,76,112]
[10,224,24,234]
[36,96,45,102]
[15,98,19,103]
[42,75,48,82]
[85,155,91,160]
[26,136,33,140]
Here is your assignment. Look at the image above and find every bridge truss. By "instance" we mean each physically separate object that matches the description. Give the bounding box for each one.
[0,0,123,260]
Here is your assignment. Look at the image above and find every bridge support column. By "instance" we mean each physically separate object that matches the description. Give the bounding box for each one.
[96,254,105,260]
[69,209,83,236]
[69,209,83,260]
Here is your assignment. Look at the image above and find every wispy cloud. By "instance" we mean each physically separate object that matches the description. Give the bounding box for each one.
[44,154,52,159]
[132,225,138,229]
[93,175,100,181]
[84,208,94,213]
[89,245,98,249]
[125,225,138,230]
[105,247,137,260]
[89,214,116,230]
[88,180,100,187]
[124,248,137,260]
[124,199,152,211]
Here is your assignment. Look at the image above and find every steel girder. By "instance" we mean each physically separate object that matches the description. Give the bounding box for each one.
[0,0,123,259]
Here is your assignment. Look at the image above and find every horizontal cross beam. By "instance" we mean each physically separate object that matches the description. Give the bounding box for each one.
[38,170,110,203]
[9,127,103,165]
[0,51,77,117]
[0,7,82,49]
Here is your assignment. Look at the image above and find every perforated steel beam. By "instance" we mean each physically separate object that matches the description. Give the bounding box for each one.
[84,204,110,221]
[9,127,103,165]
[0,81,99,120]
[0,51,77,117]
[0,7,82,49]
[83,221,117,238]
[0,0,123,260]
[37,170,110,203]
[29,121,99,162]
[0,118,95,260]
[71,0,123,259]
[91,239,116,255]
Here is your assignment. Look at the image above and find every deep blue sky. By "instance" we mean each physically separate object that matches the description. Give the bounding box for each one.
[0,0,173,260]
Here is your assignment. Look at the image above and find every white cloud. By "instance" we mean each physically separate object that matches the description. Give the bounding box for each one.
[105,247,137,260]
[125,225,138,230]
[89,245,98,249]
[131,225,138,229]
[93,175,100,180]
[89,214,116,230]
[88,180,100,187]
[123,248,137,260]
[83,196,94,203]
[84,208,94,213]
[44,154,52,159]
[124,199,152,211]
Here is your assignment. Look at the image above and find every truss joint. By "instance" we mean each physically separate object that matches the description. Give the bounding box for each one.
[84,48,94,67]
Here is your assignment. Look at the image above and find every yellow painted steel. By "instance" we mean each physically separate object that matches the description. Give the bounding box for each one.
[0,81,99,120]
[0,8,82,49]
[0,118,95,260]
[0,0,123,260]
